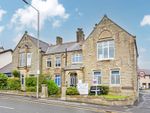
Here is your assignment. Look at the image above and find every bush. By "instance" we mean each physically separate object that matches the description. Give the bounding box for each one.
[12,70,20,78]
[100,85,109,95]
[46,80,59,95]
[7,78,21,90]
[26,77,37,87]
[0,73,8,89]
[26,77,37,92]
[66,87,79,95]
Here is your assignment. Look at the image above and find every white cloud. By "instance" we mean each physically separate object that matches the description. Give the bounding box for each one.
[10,0,69,30]
[0,26,4,33]
[52,20,61,28]
[75,8,83,17]
[13,33,22,45]
[139,47,146,53]
[0,8,6,21]
[141,15,150,26]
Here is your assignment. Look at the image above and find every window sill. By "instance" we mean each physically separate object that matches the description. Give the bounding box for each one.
[109,84,121,87]
[72,62,83,64]
[97,58,114,61]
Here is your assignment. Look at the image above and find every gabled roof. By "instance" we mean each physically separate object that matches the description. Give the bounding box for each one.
[46,41,82,54]
[14,31,49,52]
[138,69,150,75]
[86,15,139,57]
[27,34,49,52]
[0,63,13,73]
[0,49,13,54]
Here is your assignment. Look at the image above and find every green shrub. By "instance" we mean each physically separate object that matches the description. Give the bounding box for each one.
[26,77,37,92]
[0,73,8,89]
[66,87,79,95]
[12,70,20,78]
[99,85,109,95]
[26,77,37,87]
[46,80,59,95]
[7,78,21,90]
[26,86,36,92]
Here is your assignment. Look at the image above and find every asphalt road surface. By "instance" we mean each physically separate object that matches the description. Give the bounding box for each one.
[1,90,150,113]
[0,95,103,113]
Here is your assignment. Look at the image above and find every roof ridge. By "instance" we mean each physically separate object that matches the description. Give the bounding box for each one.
[27,34,49,45]
[49,41,77,47]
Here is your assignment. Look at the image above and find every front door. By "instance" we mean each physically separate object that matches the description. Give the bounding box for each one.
[70,73,77,87]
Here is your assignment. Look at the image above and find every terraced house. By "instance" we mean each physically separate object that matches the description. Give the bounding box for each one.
[12,15,138,100]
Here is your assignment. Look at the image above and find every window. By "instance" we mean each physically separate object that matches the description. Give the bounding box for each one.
[70,73,77,87]
[55,75,61,87]
[46,58,51,68]
[55,56,61,67]
[97,40,114,60]
[19,53,26,67]
[111,70,120,85]
[93,71,101,85]
[27,53,32,66]
[72,54,82,63]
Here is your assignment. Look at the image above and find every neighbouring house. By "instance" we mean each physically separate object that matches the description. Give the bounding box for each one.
[0,47,13,69]
[12,15,138,101]
[138,69,150,89]
[12,31,49,90]
[0,63,13,77]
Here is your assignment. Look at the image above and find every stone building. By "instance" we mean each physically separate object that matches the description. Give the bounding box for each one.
[0,47,13,69]
[12,31,49,90]
[12,15,138,100]
[138,69,150,89]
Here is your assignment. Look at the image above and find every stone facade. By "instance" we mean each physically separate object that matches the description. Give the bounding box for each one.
[12,16,138,100]
[82,16,138,99]
[138,69,150,89]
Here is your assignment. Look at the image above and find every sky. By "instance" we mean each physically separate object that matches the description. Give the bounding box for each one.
[0,0,149,69]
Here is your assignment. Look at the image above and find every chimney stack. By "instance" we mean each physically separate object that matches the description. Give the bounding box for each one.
[76,28,85,42]
[56,36,63,45]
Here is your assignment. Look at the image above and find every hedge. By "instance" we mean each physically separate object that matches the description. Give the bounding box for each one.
[7,78,21,90]
[66,87,79,95]
[0,73,8,89]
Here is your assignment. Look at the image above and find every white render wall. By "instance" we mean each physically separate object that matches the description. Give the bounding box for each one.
[0,51,12,69]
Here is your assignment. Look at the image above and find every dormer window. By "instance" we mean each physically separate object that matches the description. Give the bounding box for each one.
[97,40,114,60]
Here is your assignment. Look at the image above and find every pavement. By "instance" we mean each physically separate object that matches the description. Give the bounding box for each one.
[0,90,150,113]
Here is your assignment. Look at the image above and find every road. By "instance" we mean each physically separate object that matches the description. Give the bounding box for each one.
[129,90,150,113]
[0,95,103,113]
[0,90,150,113]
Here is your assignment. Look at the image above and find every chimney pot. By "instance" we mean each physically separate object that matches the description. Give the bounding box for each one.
[76,28,85,42]
[56,36,63,45]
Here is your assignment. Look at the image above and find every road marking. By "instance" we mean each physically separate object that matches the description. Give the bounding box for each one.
[0,105,14,110]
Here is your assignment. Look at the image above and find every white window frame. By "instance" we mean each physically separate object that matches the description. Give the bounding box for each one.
[110,70,120,85]
[55,56,61,68]
[97,40,115,61]
[27,53,32,67]
[93,71,102,85]
[72,54,83,64]
[46,58,52,68]
[55,75,61,87]
[19,53,26,67]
